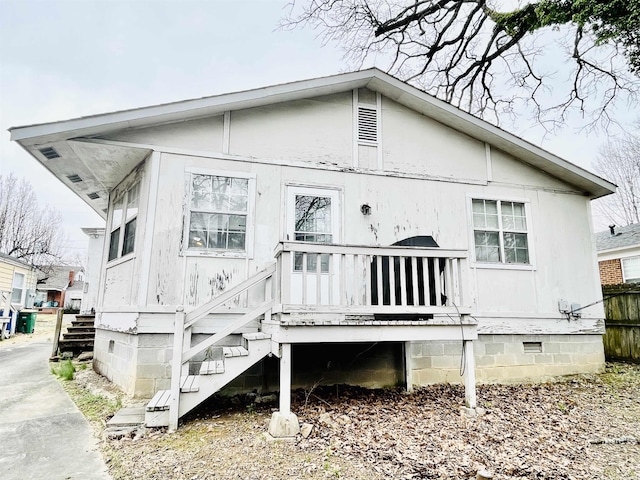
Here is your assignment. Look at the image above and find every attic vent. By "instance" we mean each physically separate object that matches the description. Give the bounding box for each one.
[67,174,83,183]
[38,147,60,159]
[357,106,378,144]
[87,192,100,200]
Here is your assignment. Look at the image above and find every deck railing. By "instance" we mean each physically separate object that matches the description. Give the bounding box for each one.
[274,242,468,314]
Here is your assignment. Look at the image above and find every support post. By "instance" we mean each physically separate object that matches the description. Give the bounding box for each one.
[463,339,476,409]
[279,343,292,414]
[404,341,414,392]
[169,306,185,432]
[50,308,64,359]
[268,343,299,438]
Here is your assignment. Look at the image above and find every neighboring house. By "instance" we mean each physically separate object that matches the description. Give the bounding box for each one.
[596,224,640,285]
[11,69,615,432]
[36,266,84,309]
[0,252,37,309]
[80,227,106,314]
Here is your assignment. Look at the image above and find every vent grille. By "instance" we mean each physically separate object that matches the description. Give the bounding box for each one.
[357,106,378,144]
[523,342,543,353]
[87,192,100,200]
[67,174,83,183]
[38,147,60,159]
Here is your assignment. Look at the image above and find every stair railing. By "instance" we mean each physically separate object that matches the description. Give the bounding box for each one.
[168,263,276,430]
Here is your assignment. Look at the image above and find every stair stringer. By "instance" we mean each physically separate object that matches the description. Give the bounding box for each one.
[178,337,274,418]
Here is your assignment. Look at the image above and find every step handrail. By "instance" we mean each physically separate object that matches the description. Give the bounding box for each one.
[182,298,274,363]
[184,263,276,328]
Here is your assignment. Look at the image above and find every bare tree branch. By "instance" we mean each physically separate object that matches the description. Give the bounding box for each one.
[283,0,640,131]
[0,173,67,268]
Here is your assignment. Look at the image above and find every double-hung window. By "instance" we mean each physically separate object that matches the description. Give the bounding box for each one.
[187,172,254,255]
[472,199,530,265]
[108,182,140,262]
[11,272,25,304]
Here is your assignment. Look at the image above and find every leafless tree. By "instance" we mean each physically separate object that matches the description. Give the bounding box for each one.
[283,1,639,132]
[592,132,640,227]
[0,173,66,267]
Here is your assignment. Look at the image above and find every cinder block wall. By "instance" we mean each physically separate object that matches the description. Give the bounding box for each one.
[94,331,605,399]
[409,334,605,385]
[599,259,623,285]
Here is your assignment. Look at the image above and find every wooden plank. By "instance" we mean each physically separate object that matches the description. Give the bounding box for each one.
[376,256,383,307]
[411,257,419,307]
[278,242,467,259]
[365,255,372,307]
[316,253,322,305]
[182,298,273,363]
[184,263,275,328]
[389,257,396,306]
[302,253,308,305]
[281,303,472,316]
[422,258,431,306]
[328,253,334,305]
[434,260,442,307]
[399,256,407,306]
[443,258,452,307]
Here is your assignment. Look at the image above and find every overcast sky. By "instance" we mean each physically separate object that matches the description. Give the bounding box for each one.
[0,0,635,258]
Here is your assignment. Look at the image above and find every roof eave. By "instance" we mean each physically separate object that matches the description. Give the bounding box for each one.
[9,68,615,199]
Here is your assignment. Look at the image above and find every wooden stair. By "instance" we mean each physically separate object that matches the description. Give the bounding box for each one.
[145,332,272,427]
[57,314,96,355]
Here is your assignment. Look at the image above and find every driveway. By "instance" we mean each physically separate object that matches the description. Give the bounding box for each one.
[0,340,111,480]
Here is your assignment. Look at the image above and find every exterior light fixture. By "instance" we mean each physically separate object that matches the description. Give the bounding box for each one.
[360,204,371,215]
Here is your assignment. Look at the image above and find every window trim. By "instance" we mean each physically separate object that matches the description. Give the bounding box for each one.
[467,195,536,270]
[107,181,140,263]
[285,185,342,244]
[182,168,256,258]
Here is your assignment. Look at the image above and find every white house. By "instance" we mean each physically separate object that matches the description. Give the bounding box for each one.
[10,69,614,433]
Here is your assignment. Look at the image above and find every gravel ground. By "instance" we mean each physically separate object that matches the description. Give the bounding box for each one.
[70,362,640,480]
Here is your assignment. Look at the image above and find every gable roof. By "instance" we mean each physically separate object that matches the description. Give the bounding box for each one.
[9,68,615,217]
[0,252,36,270]
[596,224,640,252]
[37,265,82,291]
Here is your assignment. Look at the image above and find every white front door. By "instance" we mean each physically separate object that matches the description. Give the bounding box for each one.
[286,186,341,305]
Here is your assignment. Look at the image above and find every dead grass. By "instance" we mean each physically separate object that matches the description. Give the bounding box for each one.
[0,313,59,347]
[68,362,640,480]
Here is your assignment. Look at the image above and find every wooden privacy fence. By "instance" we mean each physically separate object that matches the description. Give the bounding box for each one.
[602,285,640,362]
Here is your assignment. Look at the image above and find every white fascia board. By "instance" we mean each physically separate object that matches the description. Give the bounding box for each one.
[597,245,640,261]
[367,73,616,199]
[9,70,377,144]
[10,67,615,199]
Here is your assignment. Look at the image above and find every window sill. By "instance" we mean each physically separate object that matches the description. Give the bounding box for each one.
[106,253,135,268]
[181,249,253,259]
[472,262,536,271]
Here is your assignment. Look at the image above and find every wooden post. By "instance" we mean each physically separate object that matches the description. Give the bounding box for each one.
[279,343,292,415]
[463,338,477,409]
[169,306,185,432]
[50,308,64,359]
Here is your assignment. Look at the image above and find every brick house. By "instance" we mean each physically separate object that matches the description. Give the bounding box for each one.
[596,224,640,285]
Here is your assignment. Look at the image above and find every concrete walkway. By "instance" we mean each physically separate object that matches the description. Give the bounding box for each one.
[0,341,111,480]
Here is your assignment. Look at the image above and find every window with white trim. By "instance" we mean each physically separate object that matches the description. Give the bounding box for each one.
[11,272,25,304]
[622,256,640,283]
[108,182,140,262]
[472,199,530,264]
[187,173,252,253]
